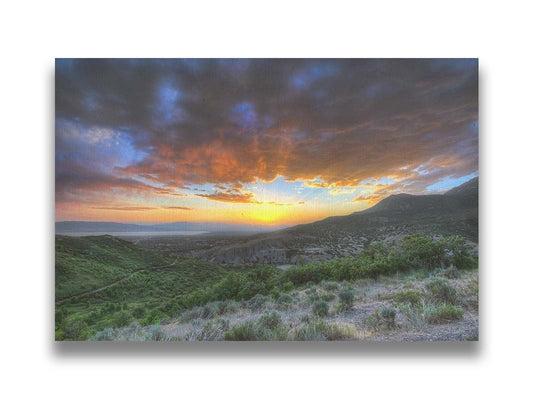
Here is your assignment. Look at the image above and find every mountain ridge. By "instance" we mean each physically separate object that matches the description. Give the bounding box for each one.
[195,177,479,264]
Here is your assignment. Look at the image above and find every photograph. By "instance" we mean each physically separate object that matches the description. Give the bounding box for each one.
[54,58,478,341]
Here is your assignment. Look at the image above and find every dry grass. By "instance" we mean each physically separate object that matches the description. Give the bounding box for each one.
[95,269,478,341]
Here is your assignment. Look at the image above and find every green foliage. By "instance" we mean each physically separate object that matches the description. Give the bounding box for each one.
[338,288,355,310]
[55,329,65,341]
[56,233,476,340]
[321,293,336,302]
[282,281,294,292]
[140,309,169,326]
[437,236,476,270]
[393,290,422,306]
[424,304,463,323]
[321,281,340,291]
[365,306,397,330]
[247,294,269,311]
[111,310,134,328]
[259,310,282,329]
[293,320,356,341]
[378,306,396,326]
[55,235,170,299]
[312,300,329,317]
[61,315,91,341]
[224,321,257,341]
[293,320,327,341]
[132,305,146,319]
[425,278,458,304]
[305,285,319,302]
[400,234,443,270]
[224,320,288,341]
[442,265,461,279]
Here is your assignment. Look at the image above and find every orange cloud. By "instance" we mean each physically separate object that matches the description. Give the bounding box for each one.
[91,206,157,211]
[195,190,260,204]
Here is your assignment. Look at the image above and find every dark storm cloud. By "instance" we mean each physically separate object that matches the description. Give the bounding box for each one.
[55,58,478,201]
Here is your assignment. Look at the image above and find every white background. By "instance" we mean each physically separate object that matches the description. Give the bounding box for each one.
[1,1,532,398]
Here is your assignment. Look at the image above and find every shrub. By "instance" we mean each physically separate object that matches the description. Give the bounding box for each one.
[424,304,463,323]
[247,294,269,311]
[378,306,396,327]
[259,310,282,329]
[322,281,340,291]
[437,236,476,270]
[61,316,91,341]
[293,320,356,341]
[93,328,116,341]
[442,266,461,279]
[365,306,397,330]
[141,309,169,326]
[425,278,458,304]
[189,319,228,341]
[55,329,65,341]
[132,305,146,319]
[394,290,422,306]
[338,289,355,310]
[305,285,317,294]
[400,234,444,269]
[293,320,327,341]
[180,306,204,322]
[200,300,240,319]
[221,300,240,314]
[147,325,167,341]
[111,310,133,328]
[300,314,312,323]
[225,321,257,341]
[201,302,222,318]
[307,291,319,302]
[277,293,293,308]
[124,321,143,340]
[312,300,329,317]
[398,303,425,329]
[322,322,357,340]
[321,293,336,302]
[282,281,294,292]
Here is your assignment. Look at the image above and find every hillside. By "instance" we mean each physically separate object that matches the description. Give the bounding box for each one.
[196,178,479,264]
[55,235,264,339]
[90,233,479,342]
[55,235,171,299]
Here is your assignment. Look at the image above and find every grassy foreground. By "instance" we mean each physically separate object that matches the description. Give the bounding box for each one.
[55,234,478,341]
[92,268,478,341]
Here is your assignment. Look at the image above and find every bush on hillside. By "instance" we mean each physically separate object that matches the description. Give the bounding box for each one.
[425,278,458,304]
[393,290,423,306]
[259,310,282,329]
[338,288,355,310]
[424,304,463,323]
[312,300,329,317]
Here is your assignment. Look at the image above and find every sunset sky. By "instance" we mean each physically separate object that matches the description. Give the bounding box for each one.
[55,59,478,226]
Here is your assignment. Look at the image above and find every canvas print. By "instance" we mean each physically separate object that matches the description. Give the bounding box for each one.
[55,59,478,341]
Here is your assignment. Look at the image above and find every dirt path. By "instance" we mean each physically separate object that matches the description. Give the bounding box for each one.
[55,257,178,305]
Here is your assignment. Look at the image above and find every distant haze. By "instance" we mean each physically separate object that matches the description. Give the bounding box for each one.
[55,221,287,235]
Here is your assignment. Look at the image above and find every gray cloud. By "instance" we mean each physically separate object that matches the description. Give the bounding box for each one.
[55,59,478,203]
